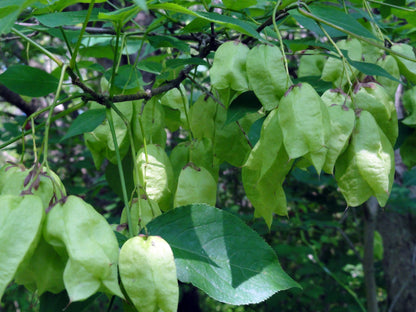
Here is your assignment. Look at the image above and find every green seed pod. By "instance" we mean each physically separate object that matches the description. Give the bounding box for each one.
[160,85,189,132]
[335,147,374,207]
[335,111,394,207]
[321,88,352,108]
[402,86,416,126]
[361,40,383,64]
[0,165,64,209]
[170,139,219,191]
[14,236,66,295]
[132,98,167,149]
[242,110,292,226]
[244,109,283,180]
[119,235,178,312]
[0,195,44,300]
[246,44,291,110]
[376,55,400,98]
[120,197,161,236]
[353,111,394,204]
[135,144,175,211]
[189,95,218,141]
[353,82,398,145]
[210,41,250,91]
[174,165,217,208]
[321,38,362,88]
[392,43,416,84]
[215,111,259,167]
[321,89,355,174]
[278,83,330,173]
[43,195,123,302]
[189,138,219,182]
[84,101,133,168]
[170,142,190,193]
[298,53,326,78]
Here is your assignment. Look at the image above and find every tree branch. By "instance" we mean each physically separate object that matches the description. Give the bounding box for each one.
[363,197,379,312]
[0,84,36,115]
[66,35,219,104]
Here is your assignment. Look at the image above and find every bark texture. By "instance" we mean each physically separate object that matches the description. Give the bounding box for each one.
[377,210,416,312]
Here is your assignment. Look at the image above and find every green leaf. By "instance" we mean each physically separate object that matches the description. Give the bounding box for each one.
[144,204,300,305]
[0,0,37,35]
[309,4,378,40]
[199,11,261,40]
[166,57,208,69]
[247,116,265,146]
[148,3,261,39]
[148,35,190,52]
[223,0,257,10]
[98,5,140,25]
[348,59,401,83]
[104,65,144,91]
[0,6,19,35]
[61,109,106,142]
[136,61,163,74]
[36,9,103,27]
[0,65,59,97]
[226,91,262,125]
[132,0,148,12]
[290,10,345,38]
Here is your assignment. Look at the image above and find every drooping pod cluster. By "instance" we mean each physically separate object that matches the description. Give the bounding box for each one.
[208,40,401,226]
[0,164,122,302]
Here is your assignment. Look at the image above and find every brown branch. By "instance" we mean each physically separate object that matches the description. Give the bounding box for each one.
[66,33,219,104]
[112,64,191,103]
[66,68,109,105]
[363,197,379,312]
[63,26,116,35]
[242,8,291,45]
[0,84,36,115]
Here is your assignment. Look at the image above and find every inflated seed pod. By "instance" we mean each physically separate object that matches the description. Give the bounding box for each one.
[278,82,330,173]
[43,195,123,302]
[210,41,250,92]
[246,44,291,110]
[391,43,416,84]
[335,111,394,207]
[174,165,217,208]
[0,195,44,300]
[119,235,178,312]
[353,82,398,145]
[135,144,174,211]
